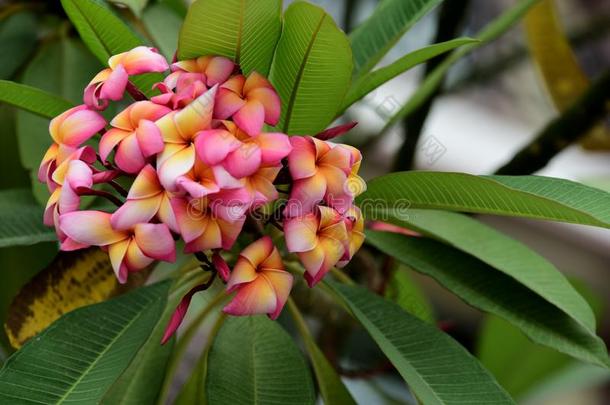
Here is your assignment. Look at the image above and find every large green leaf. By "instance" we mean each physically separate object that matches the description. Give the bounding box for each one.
[365,230,609,367]
[178,0,282,76]
[101,288,175,404]
[385,264,434,323]
[367,209,596,333]
[0,281,170,403]
[269,1,352,135]
[325,281,514,404]
[206,315,315,404]
[359,172,610,228]
[0,189,55,247]
[343,38,477,110]
[0,12,38,80]
[287,299,356,405]
[142,3,181,59]
[349,0,442,78]
[0,80,73,119]
[381,0,540,131]
[61,0,160,94]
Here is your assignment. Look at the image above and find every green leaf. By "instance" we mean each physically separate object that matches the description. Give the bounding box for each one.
[343,38,478,110]
[287,299,356,405]
[61,0,160,94]
[358,172,610,229]
[206,315,315,404]
[108,0,149,17]
[382,0,540,132]
[101,290,174,404]
[0,189,55,247]
[0,12,38,80]
[0,107,29,189]
[365,230,610,367]
[368,209,596,333]
[0,281,170,403]
[0,80,73,119]
[385,265,434,323]
[142,4,181,59]
[349,0,442,78]
[269,1,352,135]
[325,281,515,404]
[178,0,282,76]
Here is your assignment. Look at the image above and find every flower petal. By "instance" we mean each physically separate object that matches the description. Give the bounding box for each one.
[214,87,246,119]
[59,211,127,246]
[261,270,293,320]
[127,164,162,199]
[224,143,262,178]
[161,283,205,344]
[115,133,146,174]
[136,119,165,157]
[239,236,273,267]
[57,107,107,147]
[194,129,241,165]
[233,99,265,136]
[284,214,319,253]
[108,239,130,283]
[284,173,326,217]
[99,64,128,101]
[287,137,317,180]
[99,128,130,162]
[223,276,277,317]
[111,197,161,230]
[204,56,234,86]
[134,223,176,262]
[256,132,292,164]
[158,145,196,190]
[248,87,281,126]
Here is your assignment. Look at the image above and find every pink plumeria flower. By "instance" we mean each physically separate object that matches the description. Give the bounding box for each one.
[224,236,293,319]
[111,164,178,232]
[284,136,366,217]
[284,206,348,287]
[100,101,171,174]
[84,46,169,110]
[171,197,245,253]
[59,211,176,283]
[214,72,281,136]
[337,206,365,267]
[156,86,216,190]
[152,55,234,109]
[39,105,106,184]
[195,120,291,179]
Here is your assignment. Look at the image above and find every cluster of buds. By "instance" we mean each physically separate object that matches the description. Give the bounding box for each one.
[38,46,366,338]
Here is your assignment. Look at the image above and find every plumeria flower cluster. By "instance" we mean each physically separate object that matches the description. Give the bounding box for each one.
[38,46,366,341]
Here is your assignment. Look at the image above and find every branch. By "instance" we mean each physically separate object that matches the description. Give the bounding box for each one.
[495,69,610,175]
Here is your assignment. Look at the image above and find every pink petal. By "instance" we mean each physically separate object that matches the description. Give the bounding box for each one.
[226,257,257,291]
[136,119,165,157]
[127,164,162,199]
[239,236,273,267]
[284,214,319,252]
[212,252,231,282]
[108,239,130,283]
[115,134,146,174]
[158,145,196,191]
[255,132,292,164]
[113,46,169,74]
[248,87,281,126]
[315,122,358,141]
[111,197,161,230]
[58,107,107,147]
[243,71,273,93]
[224,143,262,178]
[99,64,128,101]
[124,240,155,272]
[59,211,128,246]
[262,270,293,320]
[205,57,235,86]
[233,99,265,136]
[184,218,222,252]
[176,176,220,199]
[217,216,245,250]
[287,137,317,180]
[99,128,129,162]
[158,194,179,233]
[134,223,176,262]
[284,173,327,217]
[214,88,246,119]
[170,197,206,242]
[194,129,241,165]
[65,160,93,191]
[223,276,277,317]
[161,283,205,344]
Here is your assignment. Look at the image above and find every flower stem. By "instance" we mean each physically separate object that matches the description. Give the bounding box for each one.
[125,81,147,101]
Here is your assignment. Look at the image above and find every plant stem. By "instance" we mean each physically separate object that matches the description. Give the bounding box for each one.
[393,0,471,171]
[77,188,123,207]
[125,81,147,101]
[495,69,610,174]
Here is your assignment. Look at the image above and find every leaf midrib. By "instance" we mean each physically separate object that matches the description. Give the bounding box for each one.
[70,0,112,60]
[55,297,157,403]
[282,11,327,133]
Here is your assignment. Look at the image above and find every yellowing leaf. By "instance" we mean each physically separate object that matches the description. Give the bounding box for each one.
[5,248,146,348]
[524,0,609,149]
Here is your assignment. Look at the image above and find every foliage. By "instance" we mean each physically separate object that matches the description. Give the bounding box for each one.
[0,0,608,404]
